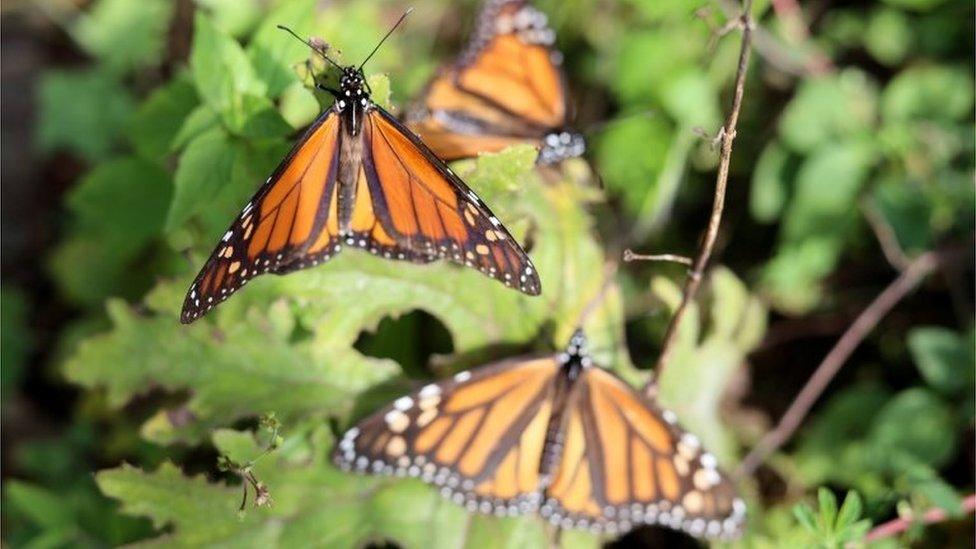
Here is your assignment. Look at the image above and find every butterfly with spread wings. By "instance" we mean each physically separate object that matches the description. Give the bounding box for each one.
[181,16,541,324]
[406,0,586,165]
[333,330,746,539]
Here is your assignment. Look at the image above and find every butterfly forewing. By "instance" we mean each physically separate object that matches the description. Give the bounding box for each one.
[333,357,560,513]
[181,111,342,323]
[361,108,540,294]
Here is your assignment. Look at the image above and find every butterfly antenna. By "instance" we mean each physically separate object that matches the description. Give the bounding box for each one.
[359,7,414,70]
[276,25,343,71]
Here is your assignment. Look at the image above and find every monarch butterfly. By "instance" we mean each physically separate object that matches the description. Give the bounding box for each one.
[181,14,541,324]
[333,330,745,539]
[406,0,586,165]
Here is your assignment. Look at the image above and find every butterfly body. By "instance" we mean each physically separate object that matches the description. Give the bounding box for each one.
[334,331,745,539]
[181,63,540,323]
[407,0,586,165]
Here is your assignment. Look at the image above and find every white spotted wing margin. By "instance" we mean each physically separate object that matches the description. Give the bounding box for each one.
[332,336,746,540]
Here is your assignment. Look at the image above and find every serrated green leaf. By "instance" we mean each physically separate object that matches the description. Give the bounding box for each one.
[190,11,267,126]
[654,266,767,463]
[73,0,172,74]
[166,128,237,231]
[127,75,200,161]
[247,0,318,98]
[36,69,135,161]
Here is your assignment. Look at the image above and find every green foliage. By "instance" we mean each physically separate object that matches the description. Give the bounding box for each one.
[16,0,975,547]
[37,69,135,161]
[73,0,172,74]
[792,489,872,548]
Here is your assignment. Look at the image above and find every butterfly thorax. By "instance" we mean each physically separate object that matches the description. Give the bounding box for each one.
[335,67,371,137]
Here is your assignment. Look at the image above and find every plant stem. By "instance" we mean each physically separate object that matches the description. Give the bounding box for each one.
[864,494,976,542]
[736,250,944,477]
[642,0,754,398]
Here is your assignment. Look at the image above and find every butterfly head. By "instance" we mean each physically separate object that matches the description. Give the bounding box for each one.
[559,329,593,378]
[339,67,369,98]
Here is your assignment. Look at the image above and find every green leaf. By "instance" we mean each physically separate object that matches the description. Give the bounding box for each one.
[4,481,76,530]
[868,388,956,468]
[171,105,221,151]
[235,94,294,139]
[127,74,200,161]
[196,0,262,37]
[881,64,974,122]
[659,69,721,129]
[166,128,237,231]
[763,139,877,313]
[834,491,862,531]
[65,297,390,444]
[279,81,321,129]
[750,142,795,223]
[50,157,175,307]
[594,114,674,217]
[67,157,172,250]
[655,267,767,463]
[73,0,172,73]
[36,69,135,161]
[864,8,913,66]
[247,0,318,98]
[907,326,975,396]
[778,69,877,153]
[190,11,267,127]
[817,488,838,530]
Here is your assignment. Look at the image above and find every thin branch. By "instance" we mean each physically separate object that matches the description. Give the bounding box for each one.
[623,249,693,266]
[736,251,945,477]
[715,0,832,76]
[642,0,754,399]
[860,200,911,271]
[864,494,976,542]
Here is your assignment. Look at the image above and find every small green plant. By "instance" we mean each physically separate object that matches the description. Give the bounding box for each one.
[793,489,873,548]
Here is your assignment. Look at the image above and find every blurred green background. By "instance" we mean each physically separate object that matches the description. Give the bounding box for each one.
[1,0,973,546]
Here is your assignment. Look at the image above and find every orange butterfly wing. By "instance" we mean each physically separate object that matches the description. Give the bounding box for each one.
[334,357,560,513]
[407,0,584,164]
[181,111,342,323]
[360,108,540,294]
[542,367,746,538]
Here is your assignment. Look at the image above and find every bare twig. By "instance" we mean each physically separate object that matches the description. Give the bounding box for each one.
[715,0,832,76]
[641,0,754,398]
[864,494,976,542]
[736,251,945,477]
[623,249,693,266]
[861,200,911,271]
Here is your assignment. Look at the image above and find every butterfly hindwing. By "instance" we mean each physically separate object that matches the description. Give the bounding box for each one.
[181,111,342,323]
[333,357,560,512]
[540,366,746,538]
